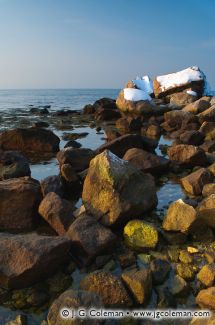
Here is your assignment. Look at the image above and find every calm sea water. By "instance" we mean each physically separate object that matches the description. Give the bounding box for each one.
[0,89,120,112]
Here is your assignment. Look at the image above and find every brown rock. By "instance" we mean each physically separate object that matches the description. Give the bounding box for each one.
[0,177,41,232]
[169,91,197,106]
[123,148,169,174]
[200,140,215,153]
[183,98,211,114]
[80,270,132,307]
[0,150,31,180]
[146,124,161,138]
[39,192,75,235]
[198,105,215,123]
[0,128,60,153]
[197,264,215,287]
[196,194,215,228]
[202,183,215,197]
[66,215,117,265]
[196,287,215,309]
[179,130,204,146]
[57,148,95,172]
[116,117,142,132]
[181,168,213,195]
[167,144,207,166]
[0,232,71,289]
[40,175,64,197]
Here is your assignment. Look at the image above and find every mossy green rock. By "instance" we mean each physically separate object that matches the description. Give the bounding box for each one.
[124,220,158,251]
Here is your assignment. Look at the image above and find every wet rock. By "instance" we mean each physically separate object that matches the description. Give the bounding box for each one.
[0,128,60,153]
[179,131,204,146]
[30,107,49,115]
[39,192,75,235]
[80,270,132,307]
[57,148,95,172]
[170,275,189,298]
[196,286,215,309]
[162,199,197,233]
[104,127,121,141]
[121,267,152,304]
[116,117,142,132]
[198,105,215,122]
[0,232,71,289]
[124,220,158,250]
[176,263,196,281]
[82,150,157,227]
[0,177,41,232]
[4,314,27,325]
[0,150,31,180]
[64,140,82,149]
[167,144,207,167]
[123,148,169,175]
[66,215,117,266]
[196,194,215,229]
[95,107,120,121]
[40,175,64,197]
[202,183,215,197]
[197,264,215,287]
[181,168,213,196]
[32,121,49,128]
[93,97,117,110]
[183,98,211,114]
[83,104,96,114]
[47,289,103,325]
[96,134,157,158]
[150,259,171,285]
[62,132,88,141]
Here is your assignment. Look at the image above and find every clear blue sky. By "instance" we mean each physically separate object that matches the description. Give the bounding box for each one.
[0,0,214,89]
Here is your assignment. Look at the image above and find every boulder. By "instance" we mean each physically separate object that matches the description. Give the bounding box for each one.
[167,144,207,166]
[80,270,132,307]
[83,104,96,114]
[82,150,157,227]
[66,215,117,265]
[153,66,205,98]
[197,264,215,287]
[0,128,60,153]
[176,263,196,281]
[57,148,95,172]
[96,134,157,158]
[146,124,161,138]
[180,168,213,196]
[40,175,64,197]
[202,183,215,197]
[47,289,103,325]
[196,287,215,310]
[161,110,197,132]
[183,98,211,114]
[123,148,169,174]
[95,108,121,121]
[162,199,197,233]
[0,232,71,289]
[116,117,142,132]
[0,150,30,180]
[121,267,152,305]
[199,122,215,140]
[170,275,189,298]
[124,220,159,250]
[93,97,117,110]
[0,177,42,232]
[200,140,215,153]
[104,128,121,142]
[198,105,215,123]
[169,91,197,106]
[38,192,75,235]
[179,130,204,146]
[196,194,215,228]
[150,259,171,285]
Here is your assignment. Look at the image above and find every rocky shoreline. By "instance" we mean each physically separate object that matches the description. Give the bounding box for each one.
[0,67,215,324]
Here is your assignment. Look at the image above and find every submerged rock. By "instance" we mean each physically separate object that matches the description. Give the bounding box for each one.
[123,148,169,174]
[162,199,197,233]
[82,150,157,227]
[0,177,41,232]
[80,270,132,307]
[47,289,103,325]
[0,128,60,153]
[39,192,75,235]
[124,220,159,250]
[66,215,117,266]
[0,150,31,180]
[180,168,213,196]
[0,232,71,288]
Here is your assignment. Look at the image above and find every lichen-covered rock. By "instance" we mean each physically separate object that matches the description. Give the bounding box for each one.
[39,192,75,235]
[0,177,42,232]
[0,233,71,289]
[121,267,152,304]
[176,263,196,281]
[0,128,60,153]
[0,151,31,180]
[82,150,157,227]
[124,220,158,250]
[123,148,169,175]
[47,289,103,325]
[196,194,215,229]
[180,168,213,196]
[80,270,132,307]
[196,287,215,310]
[197,264,215,287]
[66,215,117,265]
[162,199,197,233]
[167,144,207,167]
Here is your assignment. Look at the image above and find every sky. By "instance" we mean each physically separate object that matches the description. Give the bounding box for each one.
[0,0,214,89]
